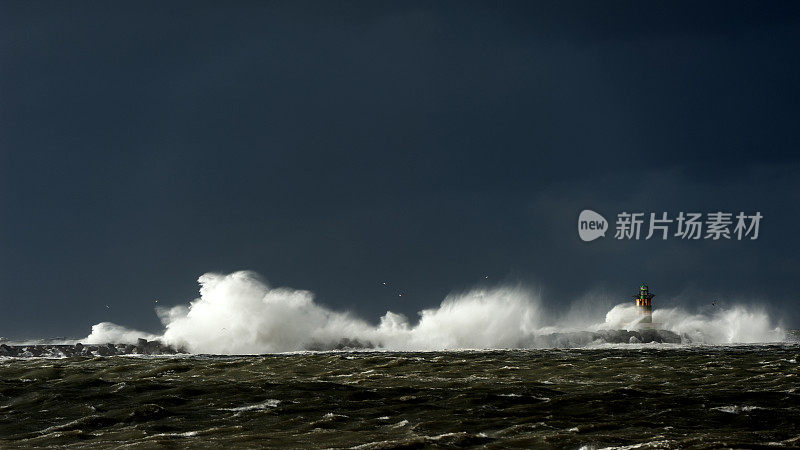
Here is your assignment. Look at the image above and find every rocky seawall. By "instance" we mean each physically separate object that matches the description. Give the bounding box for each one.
[0,330,693,356]
[0,339,185,358]
[310,329,686,351]
[522,329,685,347]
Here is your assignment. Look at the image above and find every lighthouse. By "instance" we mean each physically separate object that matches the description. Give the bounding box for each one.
[634,283,654,324]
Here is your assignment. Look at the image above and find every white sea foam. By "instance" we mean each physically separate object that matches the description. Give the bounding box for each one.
[598,303,785,343]
[80,271,786,353]
[82,322,160,345]
[220,399,281,411]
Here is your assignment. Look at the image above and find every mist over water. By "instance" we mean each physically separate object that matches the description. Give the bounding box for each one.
[82,271,785,353]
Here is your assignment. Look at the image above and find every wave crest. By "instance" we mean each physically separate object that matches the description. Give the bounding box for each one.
[81,271,786,353]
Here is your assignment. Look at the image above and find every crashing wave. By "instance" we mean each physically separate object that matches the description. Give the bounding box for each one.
[74,271,784,354]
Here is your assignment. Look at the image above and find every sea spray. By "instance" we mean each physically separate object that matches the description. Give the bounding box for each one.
[83,322,160,345]
[158,272,373,354]
[81,271,785,353]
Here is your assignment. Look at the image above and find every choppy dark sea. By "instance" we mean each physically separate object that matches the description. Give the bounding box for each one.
[1,345,799,449]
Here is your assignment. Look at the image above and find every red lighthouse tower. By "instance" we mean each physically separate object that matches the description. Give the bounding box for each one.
[634,283,654,324]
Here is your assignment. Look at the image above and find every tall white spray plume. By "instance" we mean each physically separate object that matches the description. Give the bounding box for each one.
[81,271,785,353]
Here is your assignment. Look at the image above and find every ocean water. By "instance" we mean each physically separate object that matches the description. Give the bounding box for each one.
[1,345,799,448]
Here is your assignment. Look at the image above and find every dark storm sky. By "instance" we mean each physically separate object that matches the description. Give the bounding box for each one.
[2,1,800,338]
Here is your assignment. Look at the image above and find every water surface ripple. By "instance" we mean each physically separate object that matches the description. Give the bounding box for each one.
[1,345,799,448]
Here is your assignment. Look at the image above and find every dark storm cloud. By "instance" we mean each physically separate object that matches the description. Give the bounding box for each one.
[1,1,799,338]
